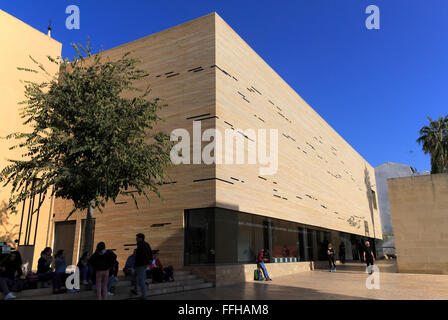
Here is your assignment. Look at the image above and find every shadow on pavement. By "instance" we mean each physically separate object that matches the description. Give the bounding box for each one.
[150,281,371,300]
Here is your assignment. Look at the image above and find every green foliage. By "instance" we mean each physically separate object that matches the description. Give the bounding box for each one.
[0,40,172,218]
[417,115,448,174]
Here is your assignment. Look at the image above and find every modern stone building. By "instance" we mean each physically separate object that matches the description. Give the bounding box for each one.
[51,13,382,284]
[374,162,429,257]
[0,9,62,270]
[3,12,382,284]
[388,173,448,274]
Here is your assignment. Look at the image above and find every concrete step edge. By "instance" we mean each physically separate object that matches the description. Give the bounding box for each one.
[12,279,208,300]
[6,276,200,298]
[15,281,214,300]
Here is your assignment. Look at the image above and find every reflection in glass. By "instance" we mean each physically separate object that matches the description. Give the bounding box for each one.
[184,207,374,266]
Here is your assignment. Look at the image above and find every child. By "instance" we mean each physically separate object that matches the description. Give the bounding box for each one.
[54,250,69,293]
[77,252,91,285]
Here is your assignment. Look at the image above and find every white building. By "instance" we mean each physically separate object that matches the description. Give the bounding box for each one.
[374,162,429,256]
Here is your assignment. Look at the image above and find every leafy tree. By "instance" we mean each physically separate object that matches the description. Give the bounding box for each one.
[417,115,448,174]
[0,41,172,255]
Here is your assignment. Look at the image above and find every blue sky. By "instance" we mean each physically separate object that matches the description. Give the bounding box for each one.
[2,1,447,172]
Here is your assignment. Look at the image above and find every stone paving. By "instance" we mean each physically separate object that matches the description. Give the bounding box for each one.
[151,261,448,300]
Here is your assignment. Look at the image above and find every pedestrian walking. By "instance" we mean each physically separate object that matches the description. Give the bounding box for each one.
[327,243,336,272]
[363,241,375,274]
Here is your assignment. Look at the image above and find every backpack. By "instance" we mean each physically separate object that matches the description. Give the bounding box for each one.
[254,269,259,281]
[254,269,264,281]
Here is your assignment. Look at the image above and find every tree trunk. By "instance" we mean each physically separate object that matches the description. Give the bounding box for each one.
[82,203,95,255]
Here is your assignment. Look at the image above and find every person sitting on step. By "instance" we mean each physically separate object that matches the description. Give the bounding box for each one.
[123,249,136,278]
[37,247,65,294]
[77,252,92,285]
[149,251,164,283]
[0,251,23,300]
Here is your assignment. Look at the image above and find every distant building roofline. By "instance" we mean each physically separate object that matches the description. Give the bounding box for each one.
[375,162,412,169]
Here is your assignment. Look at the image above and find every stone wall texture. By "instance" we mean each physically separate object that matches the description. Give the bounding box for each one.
[388,173,448,274]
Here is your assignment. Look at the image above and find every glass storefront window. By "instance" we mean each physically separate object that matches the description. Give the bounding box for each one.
[184,207,375,266]
[184,208,215,265]
[270,219,299,263]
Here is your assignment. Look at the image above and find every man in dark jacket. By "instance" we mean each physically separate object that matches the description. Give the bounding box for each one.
[132,233,152,300]
[363,241,375,274]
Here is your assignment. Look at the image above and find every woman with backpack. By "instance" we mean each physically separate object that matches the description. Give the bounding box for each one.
[88,242,117,300]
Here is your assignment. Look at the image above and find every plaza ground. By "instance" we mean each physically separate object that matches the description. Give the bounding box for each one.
[151,260,448,300]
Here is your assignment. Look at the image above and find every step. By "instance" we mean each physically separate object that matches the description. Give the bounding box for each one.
[116,270,190,280]
[168,270,190,276]
[2,272,197,299]
[117,273,197,283]
[116,281,214,300]
[12,278,212,300]
[6,287,52,298]
[117,278,206,290]
[15,280,214,300]
[6,277,203,299]
[182,282,214,291]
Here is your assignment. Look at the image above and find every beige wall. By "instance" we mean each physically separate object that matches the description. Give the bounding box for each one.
[52,13,217,269]
[0,9,62,270]
[52,13,382,271]
[388,173,448,274]
[186,262,313,287]
[215,14,382,239]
